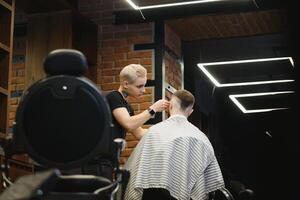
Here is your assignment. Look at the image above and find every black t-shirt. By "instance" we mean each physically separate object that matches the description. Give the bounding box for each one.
[106,90,134,139]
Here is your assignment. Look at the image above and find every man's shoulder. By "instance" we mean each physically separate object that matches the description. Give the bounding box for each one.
[147,121,164,132]
[147,118,196,134]
[168,119,210,142]
[149,117,192,128]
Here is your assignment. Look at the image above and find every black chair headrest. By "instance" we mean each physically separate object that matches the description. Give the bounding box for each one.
[13,49,113,170]
[43,49,88,76]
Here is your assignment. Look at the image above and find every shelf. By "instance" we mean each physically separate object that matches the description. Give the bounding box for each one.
[0,1,12,47]
[0,42,10,52]
[0,94,8,134]
[0,87,8,95]
[6,157,33,168]
[0,0,12,11]
[0,52,10,89]
[0,131,12,138]
[0,0,13,166]
[0,131,6,139]
[0,154,35,184]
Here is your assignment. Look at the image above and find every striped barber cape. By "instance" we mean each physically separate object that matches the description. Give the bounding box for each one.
[124,115,224,200]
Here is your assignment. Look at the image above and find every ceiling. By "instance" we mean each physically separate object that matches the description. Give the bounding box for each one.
[131,0,194,7]
[166,8,288,41]
[121,0,289,41]
[16,0,78,14]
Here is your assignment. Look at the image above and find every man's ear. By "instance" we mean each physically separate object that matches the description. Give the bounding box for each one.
[188,108,194,116]
[168,102,173,111]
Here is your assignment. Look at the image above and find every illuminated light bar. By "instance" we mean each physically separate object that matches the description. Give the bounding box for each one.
[229,91,295,113]
[125,0,224,10]
[197,57,295,87]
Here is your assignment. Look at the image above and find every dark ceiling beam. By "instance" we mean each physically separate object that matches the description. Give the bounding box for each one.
[114,0,286,25]
[16,0,78,14]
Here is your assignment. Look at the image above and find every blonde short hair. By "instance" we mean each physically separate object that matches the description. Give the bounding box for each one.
[119,64,147,83]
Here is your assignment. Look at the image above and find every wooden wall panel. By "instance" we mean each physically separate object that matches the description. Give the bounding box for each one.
[25,11,72,88]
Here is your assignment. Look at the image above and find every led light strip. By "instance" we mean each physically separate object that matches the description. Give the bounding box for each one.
[197,57,295,87]
[125,0,224,10]
[229,91,295,113]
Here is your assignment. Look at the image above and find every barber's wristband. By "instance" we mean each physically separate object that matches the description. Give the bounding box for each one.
[147,108,156,118]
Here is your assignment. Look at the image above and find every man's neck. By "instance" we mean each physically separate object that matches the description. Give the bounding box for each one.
[169,111,187,118]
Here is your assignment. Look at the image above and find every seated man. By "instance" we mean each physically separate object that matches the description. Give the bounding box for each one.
[124,89,224,200]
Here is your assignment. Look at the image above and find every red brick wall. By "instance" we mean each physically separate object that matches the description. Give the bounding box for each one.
[8,0,185,166]
[9,36,26,130]
[165,24,181,59]
[78,0,156,164]
[164,24,183,90]
[9,9,28,130]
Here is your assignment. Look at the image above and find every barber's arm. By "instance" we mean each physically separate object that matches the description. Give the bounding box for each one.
[112,99,169,139]
[130,127,147,140]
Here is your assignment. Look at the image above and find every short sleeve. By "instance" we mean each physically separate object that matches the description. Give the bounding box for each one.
[106,91,126,111]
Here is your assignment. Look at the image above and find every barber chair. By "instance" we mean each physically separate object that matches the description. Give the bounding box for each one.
[228,180,255,200]
[141,187,235,200]
[0,49,128,200]
[210,188,235,200]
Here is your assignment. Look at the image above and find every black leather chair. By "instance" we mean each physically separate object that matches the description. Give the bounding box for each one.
[0,49,126,200]
[211,188,235,200]
[141,187,235,200]
[228,180,255,200]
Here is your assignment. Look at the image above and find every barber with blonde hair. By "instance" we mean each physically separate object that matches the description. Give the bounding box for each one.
[106,64,169,140]
[87,64,168,180]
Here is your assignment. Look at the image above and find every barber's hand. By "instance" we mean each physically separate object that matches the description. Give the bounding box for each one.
[150,99,170,112]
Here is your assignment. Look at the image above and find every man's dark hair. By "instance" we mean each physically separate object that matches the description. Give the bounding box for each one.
[173,90,195,110]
